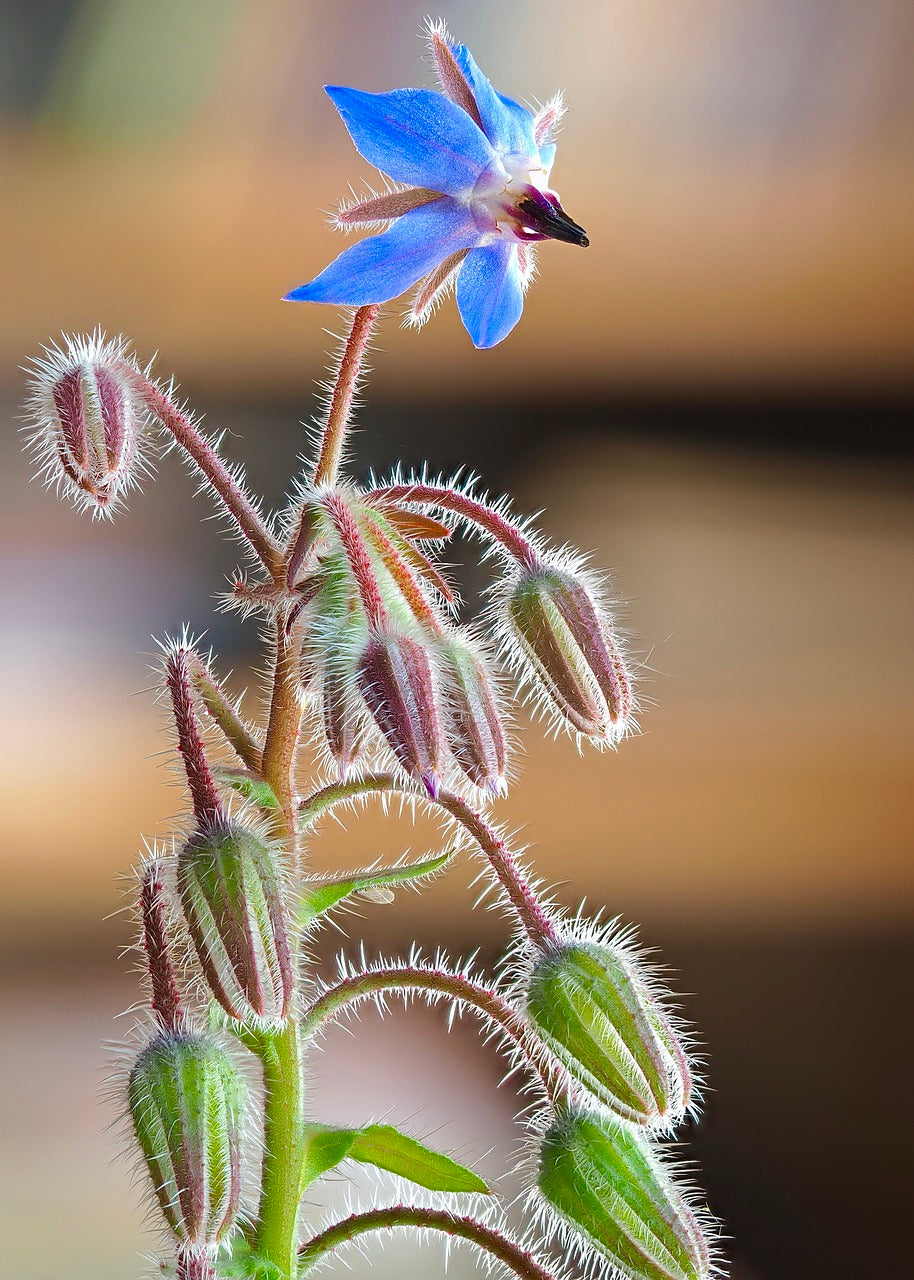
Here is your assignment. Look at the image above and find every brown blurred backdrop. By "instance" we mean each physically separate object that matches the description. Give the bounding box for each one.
[1,2,912,1278]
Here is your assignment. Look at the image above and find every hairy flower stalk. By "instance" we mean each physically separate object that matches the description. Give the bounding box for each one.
[23,20,723,1280]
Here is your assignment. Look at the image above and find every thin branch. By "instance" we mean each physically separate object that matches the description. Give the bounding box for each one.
[298,774,558,949]
[122,363,283,578]
[285,304,381,583]
[185,651,264,775]
[301,963,563,1104]
[298,1206,560,1280]
[366,481,541,569]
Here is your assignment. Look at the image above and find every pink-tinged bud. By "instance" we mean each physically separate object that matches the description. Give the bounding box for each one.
[128,1030,244,1250]
[322,652,367,778]
[177,823,293,1026]
[357,632,443,797]
[438,637,508,796]
[23,332,143,516]
[508,566,632,742]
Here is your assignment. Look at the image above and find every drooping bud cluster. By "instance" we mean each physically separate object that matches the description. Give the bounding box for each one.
[537,1108,711,1280]
[23,331,145,516]
[526,940,691,1125]
[128,1030,244,1250]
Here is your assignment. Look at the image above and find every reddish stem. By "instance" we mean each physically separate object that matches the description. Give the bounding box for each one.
[164,646,225,831]
[140,864,182,1029]
[299,1207,558,1280]
[323,492,387,629]
[368,482,541,569]
[122,364,283,579]
[285,304,381,583]
[298,773,558,950]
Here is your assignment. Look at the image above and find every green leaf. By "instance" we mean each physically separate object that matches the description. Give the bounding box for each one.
[300,1121,489,1194]
[298,850,455,928]
[216,767,280,809]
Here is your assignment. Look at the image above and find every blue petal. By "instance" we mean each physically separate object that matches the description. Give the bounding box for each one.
[455,241,524,348]
[286,197,480,306]
[538,141,557,176]
[325,86,495,196]
[451,44,537,161]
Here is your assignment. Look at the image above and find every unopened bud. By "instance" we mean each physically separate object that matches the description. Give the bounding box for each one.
[538,1108,712,1280]
[24,332,142,515]
[527,941,690,1125]
[439,637,507,795]
[357,631,443,797]
[128,1031,244,1249]
[322,654,367,777]
[508,566,631,742]
[178,823,293,1026]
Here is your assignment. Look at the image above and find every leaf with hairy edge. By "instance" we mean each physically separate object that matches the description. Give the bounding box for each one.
[300,1122,489,1194]
[298,850,455,928]
[216,767,280,809]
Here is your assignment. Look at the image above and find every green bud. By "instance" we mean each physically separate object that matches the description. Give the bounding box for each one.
[538,1109,712,1280]
[508,566,631,742]
[527,942,691,1125]
[178,823,293,1026]
[128,1031,244,1248]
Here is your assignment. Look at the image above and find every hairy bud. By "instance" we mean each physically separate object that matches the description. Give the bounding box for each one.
[508,566,631,741]
[356,631,443,797]
[538,1108,712,1280]
[438,636,507,795]
[128,1031,244,1249]
[527,942,691,1125]
[177,824,293,1026]
[23,332,143,515]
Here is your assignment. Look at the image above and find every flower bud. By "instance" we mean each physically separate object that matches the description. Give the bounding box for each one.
[24,333,141,515]
[438,637,507,795]
[527,942,690,1125]
[357,631,443,797]
[178,823,293,1026]
[322,654,367,777]
[538,1109,712,1280]
[128,1031,244,1249]
[507,566,631,741]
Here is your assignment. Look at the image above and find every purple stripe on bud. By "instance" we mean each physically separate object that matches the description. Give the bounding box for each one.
[357,632,443,796]
[46,358,139,510]
[439,638,507,795]
[178,824,293,1026]
[509,567,631,741]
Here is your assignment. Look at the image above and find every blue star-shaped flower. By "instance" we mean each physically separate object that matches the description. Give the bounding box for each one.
[285,24,588,349]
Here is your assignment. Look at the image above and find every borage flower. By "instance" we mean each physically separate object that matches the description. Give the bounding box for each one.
[286,24,588,348]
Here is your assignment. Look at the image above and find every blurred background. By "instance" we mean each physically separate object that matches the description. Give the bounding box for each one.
[1,1,912,1277]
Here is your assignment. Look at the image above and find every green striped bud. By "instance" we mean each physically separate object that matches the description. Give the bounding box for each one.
[508,566,631,742]
[526,943,691,1125]
[538,1109,712,1280]
[128,1031,244,1249]
[178,823,293,1026]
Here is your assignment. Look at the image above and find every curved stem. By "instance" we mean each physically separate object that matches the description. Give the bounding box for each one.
[298,1206,559,1280]
[301,964,563,1104]
[367,482,541,570]
[122,364,283,578]
[298,774,558,949]
[285,305,381,583]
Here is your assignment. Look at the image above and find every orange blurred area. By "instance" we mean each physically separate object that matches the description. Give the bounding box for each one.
[1,3,913,1280]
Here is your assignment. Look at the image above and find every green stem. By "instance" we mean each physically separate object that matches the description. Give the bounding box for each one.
[254,1020,307,1277]
[298,1206,558,1279]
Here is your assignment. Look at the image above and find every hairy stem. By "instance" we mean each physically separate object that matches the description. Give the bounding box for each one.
[253,1021,307,1278]
[285,304,381,583]
[367,481,541,569]
[299,1206,559,1279]
[254,617,307,1276]
[122,364,283,578]
[298,774,558,949]
[301,964,563,1103]
[186,652,264,775]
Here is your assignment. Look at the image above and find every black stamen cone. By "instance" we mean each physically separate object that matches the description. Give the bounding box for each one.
[518,195,589,247]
